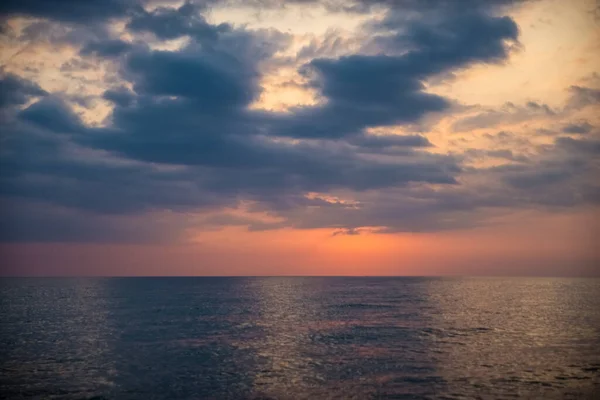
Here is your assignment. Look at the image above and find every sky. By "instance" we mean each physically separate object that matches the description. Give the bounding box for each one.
[0,0,599,276]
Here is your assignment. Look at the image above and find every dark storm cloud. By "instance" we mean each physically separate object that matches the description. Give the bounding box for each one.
[80,39,133,58]
[263,131,600,234]
[503,168,575,189]
[554,136,600,155]
[0,119,230,215]
[103,87,136,108]
[0,105,461,244]
[3,0,588,243]
[567,85,600,109]
[348,134,432,149]
[87,106,459,191]
[0,0,532,26]
[124,47,259,109]
[81,25,289,166]
[562,121,594,134]
[127,2,229,41]
[0,73,47,109]
[248,185,510,233]
[17,97,84,133]
[277,55,449,138]
[371,9,519,60]
[488,136,600,208]
[0,199,191,243]
[73,8,463,191]
[267,9,518,139]
[0,0,139,23]
[2,73,459,223]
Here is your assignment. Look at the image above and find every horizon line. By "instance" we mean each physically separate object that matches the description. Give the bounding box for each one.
[2,275,598,279]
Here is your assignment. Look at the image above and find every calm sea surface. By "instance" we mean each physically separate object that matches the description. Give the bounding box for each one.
[1,277,599,399]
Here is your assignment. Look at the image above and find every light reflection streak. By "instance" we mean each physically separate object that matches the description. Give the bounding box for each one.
[249,277,325,398]
[424,278,600,398]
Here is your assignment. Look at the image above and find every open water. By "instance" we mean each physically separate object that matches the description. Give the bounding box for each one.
[1,277,599,399]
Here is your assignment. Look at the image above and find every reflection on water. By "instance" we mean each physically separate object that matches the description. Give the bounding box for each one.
[249,278,326,398]
[425,278,600,398]
[0,278,116,398]
[1,277,599,399]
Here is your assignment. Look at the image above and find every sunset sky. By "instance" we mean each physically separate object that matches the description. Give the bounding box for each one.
[0,0,599,276]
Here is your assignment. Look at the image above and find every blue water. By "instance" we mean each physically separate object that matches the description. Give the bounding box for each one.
[1,277,599,399]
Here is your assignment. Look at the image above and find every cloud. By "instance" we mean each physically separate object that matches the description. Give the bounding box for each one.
[80,39,133,58]
[17,97,84,133]
[566,85,600,110]
[262,132,600,233]
[0,0,138,23]
[349,134,432,149]
[452,101,555,132]
[554,136,600,155]
[220,0,531,14]
[503,167,575,189]
[562,121,594,134]
[127,2,229,41]
[463,148,529,163]
[1,75,460,223]
[264,9,519,139]
[0,72,47,109]
[103,87,136,107]
[489,136,600,207]
[1,0,597,243]
[0,198,195,243]
[72,7,465,186]
[124,46,260,109]
[279,55,449,138]
[331,227,363,236]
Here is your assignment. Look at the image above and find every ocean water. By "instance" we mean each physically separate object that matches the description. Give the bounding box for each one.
[1,277,599,399]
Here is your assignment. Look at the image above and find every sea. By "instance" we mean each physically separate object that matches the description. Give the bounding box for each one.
[1,277,599,399]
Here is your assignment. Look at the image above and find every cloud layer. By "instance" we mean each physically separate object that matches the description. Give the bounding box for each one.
[0,0,599,242]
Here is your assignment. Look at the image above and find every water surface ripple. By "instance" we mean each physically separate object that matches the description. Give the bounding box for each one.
[1,277,599,399]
